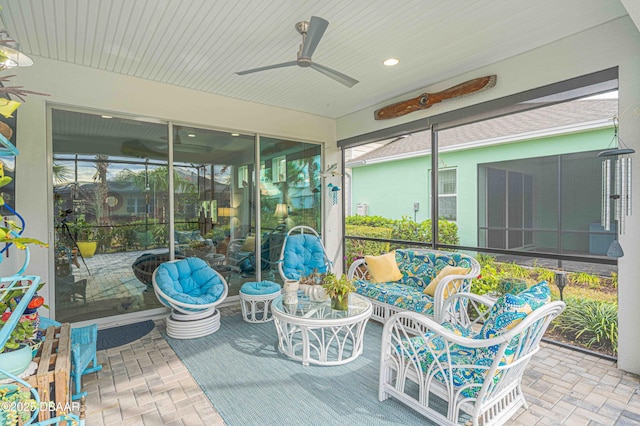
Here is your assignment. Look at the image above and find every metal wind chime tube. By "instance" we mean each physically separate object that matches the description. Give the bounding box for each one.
[602,159,611,230]
[617,157,629,235]
[598,116,635,257]
[626,157,632,216]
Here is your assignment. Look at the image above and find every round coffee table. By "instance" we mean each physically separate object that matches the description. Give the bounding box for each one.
[271,292,372,366]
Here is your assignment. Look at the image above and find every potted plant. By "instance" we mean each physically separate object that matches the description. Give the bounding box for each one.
[0,311,36,380]
[0,384,37,425]
[322,273,356,311]
[71,216,97,258]
[299,270,329,302]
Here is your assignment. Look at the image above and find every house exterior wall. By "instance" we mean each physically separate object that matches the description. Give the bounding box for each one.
[351,127,612,248]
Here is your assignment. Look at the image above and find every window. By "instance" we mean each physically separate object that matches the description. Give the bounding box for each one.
[237,165,248,188]
[272,155,286,183]
[438,169,457,221]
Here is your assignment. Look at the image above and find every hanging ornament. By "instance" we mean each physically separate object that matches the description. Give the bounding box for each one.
[327,183,340,205]
[599,117,634,258]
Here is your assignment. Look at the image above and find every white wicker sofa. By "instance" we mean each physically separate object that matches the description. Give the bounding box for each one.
[347,249,480,323]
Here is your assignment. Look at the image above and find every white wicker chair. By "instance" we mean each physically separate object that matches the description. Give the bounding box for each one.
[379,291,565,425]
[277,226,333,281]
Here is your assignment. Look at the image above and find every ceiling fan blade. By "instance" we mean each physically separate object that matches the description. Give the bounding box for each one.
[309,62,358,88]
[236,61,298,75]
[300,16,329,59]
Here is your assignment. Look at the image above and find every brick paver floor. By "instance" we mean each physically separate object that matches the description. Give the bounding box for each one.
[78,303,640,426]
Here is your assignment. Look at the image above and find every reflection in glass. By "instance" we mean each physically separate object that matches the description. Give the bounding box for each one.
[171,125,255,297]
[50,111,324,320]
[258,137,322,284]
[52,109,169,323]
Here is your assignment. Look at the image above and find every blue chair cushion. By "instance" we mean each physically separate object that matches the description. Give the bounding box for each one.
[240,281,281,296]
[155,257,225,305]
[282,234,328,280]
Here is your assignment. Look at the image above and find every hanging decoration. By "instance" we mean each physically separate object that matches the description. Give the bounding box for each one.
[599,117,634,258]
[327,183,340,205]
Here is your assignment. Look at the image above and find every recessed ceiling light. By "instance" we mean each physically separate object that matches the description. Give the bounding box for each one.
[101,115,113,119]
[187,133,196,138]
[231,133,240,137]
[383,58,399,66]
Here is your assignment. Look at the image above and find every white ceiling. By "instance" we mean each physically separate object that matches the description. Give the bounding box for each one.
[0,0,633,119]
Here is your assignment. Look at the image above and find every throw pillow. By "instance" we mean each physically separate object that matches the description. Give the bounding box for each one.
[240,235,255,252]
[364,251,403,283]
[517,281,551,309]
[476,293,533,340]
[476,281,551,340]
[423,266,470,297]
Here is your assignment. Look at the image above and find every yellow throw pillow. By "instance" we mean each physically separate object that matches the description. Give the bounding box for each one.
[423,266,470,297]
[364,251,403,283]
[240,235,256,252]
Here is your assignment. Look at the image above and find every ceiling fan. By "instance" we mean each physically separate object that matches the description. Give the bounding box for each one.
[236,16,359,88]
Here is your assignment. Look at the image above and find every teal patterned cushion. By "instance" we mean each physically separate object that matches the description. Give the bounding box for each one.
[397,325,503,398]
[353,280,435,316]
[476,281,551,361]
[476,294,533,340]
[477,281,551,340]
[518,281,551,309]
[394,250,475,290]
[354,250,476,315]
[395,281,551,399]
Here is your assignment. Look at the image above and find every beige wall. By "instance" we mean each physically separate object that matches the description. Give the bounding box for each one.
[338,16,640,374]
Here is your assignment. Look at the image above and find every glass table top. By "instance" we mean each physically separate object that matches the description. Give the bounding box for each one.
[271,292,370,321]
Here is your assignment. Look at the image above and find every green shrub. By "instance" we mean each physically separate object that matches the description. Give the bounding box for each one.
[567,271,601,289]
[610,272,618,289]
[471,262,500,295]
[499,262,531,280]
[552,297,618,354]
[436,219,460,246]
[476,253,496,268]
[345,215,459,249]
[534,267,556,284]
[345,215,394,227]
[345,225,392,265]
[391,216,424,242]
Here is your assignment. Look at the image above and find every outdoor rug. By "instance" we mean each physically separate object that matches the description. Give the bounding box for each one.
[163,314,441,426]
[97,320,155,350]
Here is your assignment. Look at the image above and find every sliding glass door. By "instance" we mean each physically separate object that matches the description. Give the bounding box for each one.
[51,107,325,322]
[52,109,170,323]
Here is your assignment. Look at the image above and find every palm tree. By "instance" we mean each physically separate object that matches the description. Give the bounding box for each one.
[92,155,110,225]
[115,166,196,222]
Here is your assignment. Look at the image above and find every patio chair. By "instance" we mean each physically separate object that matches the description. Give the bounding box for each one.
[39,316,103,401]
[152,257,228,339]
[379,282,565,425]
[278,225,333,281]
[228,224,287,277]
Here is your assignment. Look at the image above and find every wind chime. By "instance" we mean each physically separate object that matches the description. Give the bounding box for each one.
[327,183,340,206]
[599,117,634,258]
